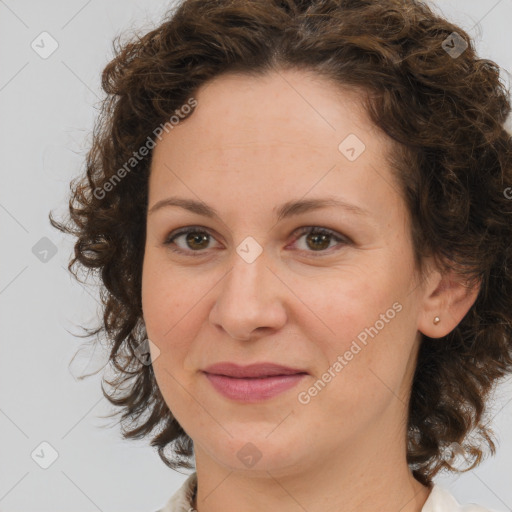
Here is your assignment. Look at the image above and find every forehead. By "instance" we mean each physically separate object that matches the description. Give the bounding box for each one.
[158,69,383,154]
[148,69,403,224]
[152,70,393,169]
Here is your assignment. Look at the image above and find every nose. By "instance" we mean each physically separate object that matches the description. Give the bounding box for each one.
[208,249,288,341]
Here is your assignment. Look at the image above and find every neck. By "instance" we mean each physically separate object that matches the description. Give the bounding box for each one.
[192,428,432,512]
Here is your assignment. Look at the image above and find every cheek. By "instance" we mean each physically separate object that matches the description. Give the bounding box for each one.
[142,270,179,382]
[141,255,212,381]
[141,251,190,341]
[291,266,395,348]
[296,268,412,395]
[141,262,201,422]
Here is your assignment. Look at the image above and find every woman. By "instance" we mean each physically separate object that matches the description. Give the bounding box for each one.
[50,0,512,511]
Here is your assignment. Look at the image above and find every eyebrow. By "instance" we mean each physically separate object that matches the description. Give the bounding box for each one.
[148,196,370,221]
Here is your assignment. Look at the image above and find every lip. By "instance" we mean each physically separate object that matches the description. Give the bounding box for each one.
[202,362,308,402]
[202,362,308,378]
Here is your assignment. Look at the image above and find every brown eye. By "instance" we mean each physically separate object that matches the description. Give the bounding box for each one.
[164,225,350,258]
[182,231,210,250]
[291,227,350,255]
[164,227,219,256]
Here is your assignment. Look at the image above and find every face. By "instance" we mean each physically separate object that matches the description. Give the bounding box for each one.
[141,69,428,477]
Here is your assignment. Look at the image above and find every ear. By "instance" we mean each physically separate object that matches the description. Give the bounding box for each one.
[417,263,481,339]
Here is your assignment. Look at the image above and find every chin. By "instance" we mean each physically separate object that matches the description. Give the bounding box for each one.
[198,429,312,476]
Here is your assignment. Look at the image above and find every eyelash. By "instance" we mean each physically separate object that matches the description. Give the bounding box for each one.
[163,225,351,258]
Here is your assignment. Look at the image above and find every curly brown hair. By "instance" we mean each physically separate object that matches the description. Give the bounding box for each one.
[49,0,512,486]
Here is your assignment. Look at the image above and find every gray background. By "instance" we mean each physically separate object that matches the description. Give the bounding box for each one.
[1,1,511,511]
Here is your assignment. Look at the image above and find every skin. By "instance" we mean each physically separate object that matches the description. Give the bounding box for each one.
[141,69,480,512]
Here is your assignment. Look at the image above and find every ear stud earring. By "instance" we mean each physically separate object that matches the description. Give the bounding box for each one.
[433,316,440,325]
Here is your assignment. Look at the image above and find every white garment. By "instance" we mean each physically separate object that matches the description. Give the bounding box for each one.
[155,472,502,512]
